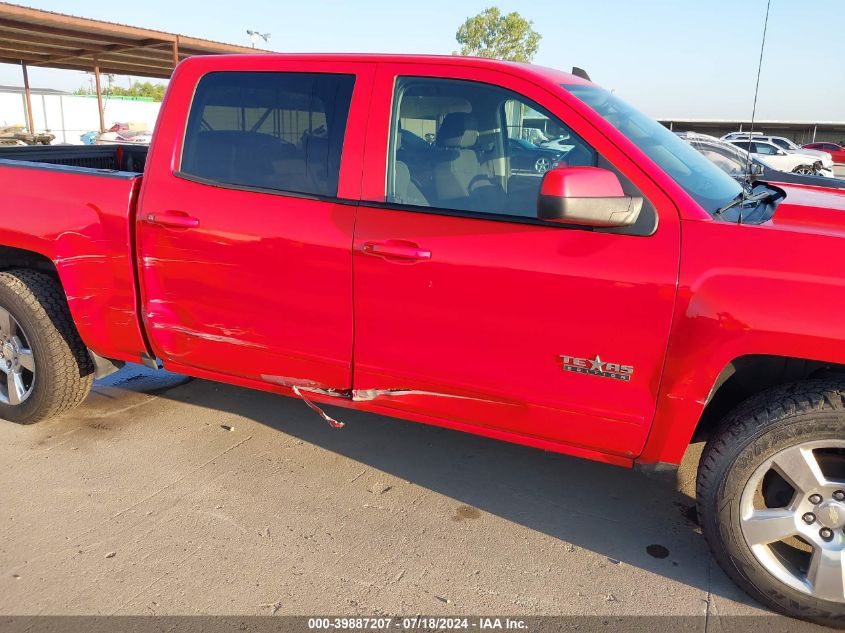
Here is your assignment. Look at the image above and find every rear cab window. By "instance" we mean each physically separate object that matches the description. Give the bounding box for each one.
[179,72,355,197]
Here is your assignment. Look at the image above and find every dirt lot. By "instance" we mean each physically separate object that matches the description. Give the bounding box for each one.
[0,365,830,629]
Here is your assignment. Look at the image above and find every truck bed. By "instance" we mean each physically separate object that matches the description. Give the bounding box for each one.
[0,144,149,364]
[0,144,148,174]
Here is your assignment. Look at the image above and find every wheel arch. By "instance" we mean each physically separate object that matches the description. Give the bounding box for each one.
[0,245,59,277]
[692,354,845,443]
[638,353,845,468]
[0,248,124,379]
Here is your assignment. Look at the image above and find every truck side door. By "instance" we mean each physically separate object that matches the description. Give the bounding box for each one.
[351,64,681,460]
[137,60,373,390]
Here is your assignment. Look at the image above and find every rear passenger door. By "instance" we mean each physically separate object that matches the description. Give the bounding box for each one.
[137,61,373,390]
[351,63,681,460]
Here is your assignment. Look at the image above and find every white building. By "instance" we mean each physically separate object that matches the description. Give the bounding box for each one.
[0,85,161,144]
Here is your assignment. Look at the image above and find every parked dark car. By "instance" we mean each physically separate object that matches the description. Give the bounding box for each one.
[507,137,562,173]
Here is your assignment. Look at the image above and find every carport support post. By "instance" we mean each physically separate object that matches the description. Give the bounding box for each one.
[20,61,35,134]
[93,56,105,134]
[172,38,179,68]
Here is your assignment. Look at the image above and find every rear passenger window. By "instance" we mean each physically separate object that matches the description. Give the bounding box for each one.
[180,72,355,197]
[387,77,598,217]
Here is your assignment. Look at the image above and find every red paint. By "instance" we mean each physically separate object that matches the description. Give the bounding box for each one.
[540,166,625,198]
[2,54,845,469]
[0,167,148,364]
[803,142,845,164]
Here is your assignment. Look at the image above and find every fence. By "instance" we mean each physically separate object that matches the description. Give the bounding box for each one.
[0,90,161,143]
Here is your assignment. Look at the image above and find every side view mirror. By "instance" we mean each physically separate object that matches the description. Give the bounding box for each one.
[537,167,643,228]
[751,162,765,176]
[776,149,787,155]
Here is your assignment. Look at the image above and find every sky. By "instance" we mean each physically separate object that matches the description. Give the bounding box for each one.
[1,0,844,121]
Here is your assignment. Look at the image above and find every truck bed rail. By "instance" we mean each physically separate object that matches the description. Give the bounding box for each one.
[0,144,148,174]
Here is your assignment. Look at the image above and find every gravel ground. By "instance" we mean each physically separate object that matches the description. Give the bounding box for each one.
[0,365,830,630]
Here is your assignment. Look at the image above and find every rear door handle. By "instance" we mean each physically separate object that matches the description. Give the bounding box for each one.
[145,211,200,229]
[362,241,431,261]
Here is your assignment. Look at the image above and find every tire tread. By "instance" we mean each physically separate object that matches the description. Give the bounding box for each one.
[0,269,93,423]
[697,379,845,628]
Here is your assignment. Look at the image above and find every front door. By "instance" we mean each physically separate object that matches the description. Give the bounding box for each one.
[351,66,681,459]
[137,64,371,390]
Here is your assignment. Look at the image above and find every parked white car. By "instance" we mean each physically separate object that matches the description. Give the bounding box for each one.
[722,132,835,172]
[726,139,834,177]
[541,137,575,153]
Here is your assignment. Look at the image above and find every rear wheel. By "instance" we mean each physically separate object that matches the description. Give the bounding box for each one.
[697,380,845,628]
[0,269,93,424]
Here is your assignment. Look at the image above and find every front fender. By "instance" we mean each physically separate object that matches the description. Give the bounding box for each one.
[639,218,845,465]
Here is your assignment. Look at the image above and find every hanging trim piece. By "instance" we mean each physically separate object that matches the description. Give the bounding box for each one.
[291,385,345,428]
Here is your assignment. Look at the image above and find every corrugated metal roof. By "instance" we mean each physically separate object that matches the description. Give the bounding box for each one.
[0,1,267,78]
[0,83,69,94]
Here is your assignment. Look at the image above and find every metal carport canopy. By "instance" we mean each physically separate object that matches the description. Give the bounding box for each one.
[0,1,265,132]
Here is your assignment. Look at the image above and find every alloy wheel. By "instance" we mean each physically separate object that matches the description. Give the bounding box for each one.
[535,157,552,173]
[0,306,35,405]
[740,440,845,603]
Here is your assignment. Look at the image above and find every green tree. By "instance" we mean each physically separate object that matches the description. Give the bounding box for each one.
[74,80,167,101]
[454,7,541,63]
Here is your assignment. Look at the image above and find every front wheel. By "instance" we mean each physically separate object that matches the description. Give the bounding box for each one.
[0,269,93,424]
[793,165,816,175]
[534,157,552,173]
[697,380,845,628]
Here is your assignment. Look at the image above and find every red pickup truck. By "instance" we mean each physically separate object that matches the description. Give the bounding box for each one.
[1,54,844,626]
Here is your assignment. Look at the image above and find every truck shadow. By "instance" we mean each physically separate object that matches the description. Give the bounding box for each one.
[94,366,757,607]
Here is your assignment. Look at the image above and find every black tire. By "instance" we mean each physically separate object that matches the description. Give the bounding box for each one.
[697,380,845,628]
[793,165,815,175]
[0,269,93,424]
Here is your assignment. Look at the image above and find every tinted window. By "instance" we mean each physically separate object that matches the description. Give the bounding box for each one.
[181,72,355,197]
[387,77,597,217]
[567,84,742,216]
[752,142,777,155]
[771,138,791,149]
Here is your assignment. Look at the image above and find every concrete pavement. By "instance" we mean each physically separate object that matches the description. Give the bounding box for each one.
[0,366,830,630]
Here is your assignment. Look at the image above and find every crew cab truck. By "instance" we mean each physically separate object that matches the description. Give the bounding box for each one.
[1,55,844,627]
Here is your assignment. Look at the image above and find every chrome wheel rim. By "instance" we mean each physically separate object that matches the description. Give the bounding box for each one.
[535,157,551,173]
[0,306,35,405]
[794,166,815,174]
[740,439,845,603]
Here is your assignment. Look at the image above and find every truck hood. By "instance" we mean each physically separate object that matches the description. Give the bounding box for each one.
[768,183,845,232]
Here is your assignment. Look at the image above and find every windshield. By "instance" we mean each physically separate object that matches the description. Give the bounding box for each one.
[565,84,742,215]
